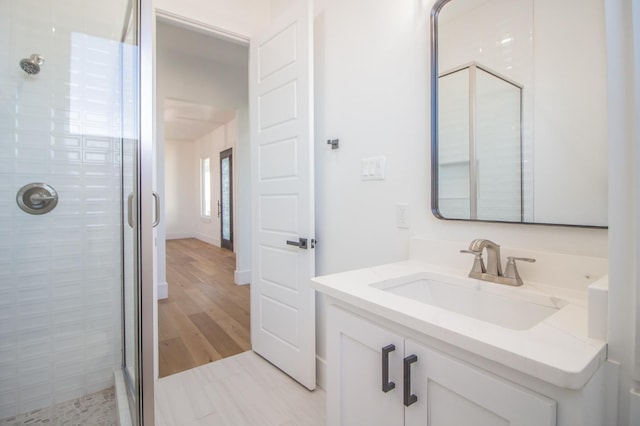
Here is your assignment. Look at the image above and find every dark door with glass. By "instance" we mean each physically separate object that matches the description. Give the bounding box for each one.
[220,148,233,251]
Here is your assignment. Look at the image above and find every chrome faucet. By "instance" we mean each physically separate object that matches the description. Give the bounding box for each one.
[460,239,535,286]
[468,239,502,276]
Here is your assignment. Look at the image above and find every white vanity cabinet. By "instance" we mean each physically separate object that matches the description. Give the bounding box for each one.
[327,305,557,426]
[405,340,556,426]
[327,304,405,426]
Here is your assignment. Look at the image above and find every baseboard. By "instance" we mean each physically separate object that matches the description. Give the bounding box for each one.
[157,281,168,300]
[195,233,220,247]
[166,232,195,240]
[316,356,327,390]
[166,233,221,247]
[234,269,251,285]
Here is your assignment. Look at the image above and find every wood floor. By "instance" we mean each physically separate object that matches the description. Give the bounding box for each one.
[155,351,326,426]
[159,238,251,378]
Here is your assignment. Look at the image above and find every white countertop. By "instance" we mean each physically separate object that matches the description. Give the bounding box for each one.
[312,259,607,390]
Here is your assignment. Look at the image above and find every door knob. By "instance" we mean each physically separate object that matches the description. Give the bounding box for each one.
[286,238,308,249]
[286,238,317,249]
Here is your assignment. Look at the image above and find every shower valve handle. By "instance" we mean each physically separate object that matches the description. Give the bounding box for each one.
[30,193,56,202]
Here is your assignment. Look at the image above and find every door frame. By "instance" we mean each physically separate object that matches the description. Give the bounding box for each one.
[153,9,251,287]
[146,5,316,420]
[145,4,257,424]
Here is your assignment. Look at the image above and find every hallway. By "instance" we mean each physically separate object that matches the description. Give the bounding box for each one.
[159,239,251,377]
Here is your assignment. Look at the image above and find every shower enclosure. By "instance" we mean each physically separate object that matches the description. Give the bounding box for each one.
[0,0,144,423]
[437,62,523,222]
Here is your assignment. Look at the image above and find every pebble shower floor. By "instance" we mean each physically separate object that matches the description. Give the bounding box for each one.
[0,387,117,426]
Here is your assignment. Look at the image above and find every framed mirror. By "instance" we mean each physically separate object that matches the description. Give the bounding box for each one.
[430,0,608,228]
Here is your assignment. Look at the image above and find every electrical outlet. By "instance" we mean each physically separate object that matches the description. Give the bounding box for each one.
[396,204,410,229]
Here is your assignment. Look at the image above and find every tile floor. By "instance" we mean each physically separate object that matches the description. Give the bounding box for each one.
[0,387,116,426]
[155,351,326,426]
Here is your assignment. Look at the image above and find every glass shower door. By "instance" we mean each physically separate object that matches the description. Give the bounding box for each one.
[0,0,141,424]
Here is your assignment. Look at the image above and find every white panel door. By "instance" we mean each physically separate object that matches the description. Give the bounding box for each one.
[250,0,316,390]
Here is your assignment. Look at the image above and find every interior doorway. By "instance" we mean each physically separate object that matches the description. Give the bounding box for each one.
[155,18,251,377]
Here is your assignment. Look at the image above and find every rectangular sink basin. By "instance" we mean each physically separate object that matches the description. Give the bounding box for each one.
[373,273,567,330]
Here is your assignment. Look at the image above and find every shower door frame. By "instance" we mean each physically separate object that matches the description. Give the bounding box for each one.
[138,0,156,424]
[119,1,156,424]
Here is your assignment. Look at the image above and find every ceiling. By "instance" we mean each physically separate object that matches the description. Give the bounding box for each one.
[164,99,236,141]
[157,20,248,141]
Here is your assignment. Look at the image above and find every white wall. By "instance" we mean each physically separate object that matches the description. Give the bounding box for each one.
[165,122,236,246]
[157,28,250,283]
[165,139,197,238]
[314,0,606,267]
[0,0,130,418]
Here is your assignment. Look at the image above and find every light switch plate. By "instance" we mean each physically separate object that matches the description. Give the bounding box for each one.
[361,156,386,180]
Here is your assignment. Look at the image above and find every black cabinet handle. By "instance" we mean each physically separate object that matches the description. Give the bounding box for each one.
[381,344,396,393]
[403,354,418,407]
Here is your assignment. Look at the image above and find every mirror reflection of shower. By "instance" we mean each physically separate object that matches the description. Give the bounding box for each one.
[19,54,44,75]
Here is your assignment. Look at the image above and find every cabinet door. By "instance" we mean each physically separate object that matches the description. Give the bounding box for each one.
[327,306,404,426]
[404,340,556,426]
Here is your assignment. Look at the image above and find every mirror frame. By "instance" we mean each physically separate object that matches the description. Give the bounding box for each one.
[429,0,607,229]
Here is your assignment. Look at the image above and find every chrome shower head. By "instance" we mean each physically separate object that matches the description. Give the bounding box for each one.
[19,54,44,75]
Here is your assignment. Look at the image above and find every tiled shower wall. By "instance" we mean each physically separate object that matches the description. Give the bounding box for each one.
[0,1,130,418]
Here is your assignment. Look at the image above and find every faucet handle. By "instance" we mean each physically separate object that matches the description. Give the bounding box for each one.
[508,256,536,263]
[503,256,536,286]
[460,249,486,274]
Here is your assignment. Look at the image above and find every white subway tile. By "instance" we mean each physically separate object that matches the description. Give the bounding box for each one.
[0,369,17,392]
[0,390,18,417]
[17,312,49,332]
[3,2,128,418]
[53,335,84,354]
[53,373,85,398]
[0,159,15,173]
[50,270,84,286]
[19,390,54,414]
